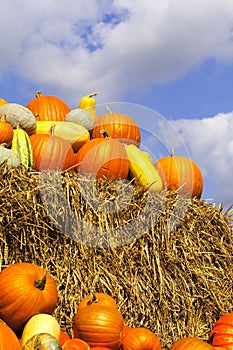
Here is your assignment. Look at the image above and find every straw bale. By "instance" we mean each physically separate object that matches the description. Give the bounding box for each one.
[0,164,232,349]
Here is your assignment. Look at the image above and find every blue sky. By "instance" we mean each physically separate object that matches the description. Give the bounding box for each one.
[1,0,233,208]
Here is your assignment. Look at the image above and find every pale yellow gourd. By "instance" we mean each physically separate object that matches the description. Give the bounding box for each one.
[21,314,60,348]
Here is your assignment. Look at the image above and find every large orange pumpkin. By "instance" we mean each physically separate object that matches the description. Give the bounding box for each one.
[73,304,124,349]
[154,148,203,199]
[92,108,141,146]
[74,133,129,180]
[209,311,233,349]
[27,91,71,121]
[0,262,58,333]
[121,327,162,350]
[30,132,75,171]
[0,319,20,350]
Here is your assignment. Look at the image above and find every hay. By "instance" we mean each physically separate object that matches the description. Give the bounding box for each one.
[0,164,233,349]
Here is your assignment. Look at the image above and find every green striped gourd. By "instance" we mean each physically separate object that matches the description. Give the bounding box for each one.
[11,123,34,170]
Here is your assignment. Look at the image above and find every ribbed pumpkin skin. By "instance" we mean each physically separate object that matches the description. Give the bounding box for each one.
[0,262,58,333]
[30,134,75,171]
[169,337,217,350]
[154,152,203,199]
[27,91,71,121]
[0,319,20,350]
[92,112,141,146]
[209,312,233,349]
[121,327,162,350]
[0,115,14,146]
[73,304,124,349]
[75,138,129,180]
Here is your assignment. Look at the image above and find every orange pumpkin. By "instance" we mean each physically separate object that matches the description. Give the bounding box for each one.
[73,304,124,349]
[0,114,14,146]
[74,132,129,180]
[121,327,162,350]
[92,107,141,146]
[27,91,71,121]
[0,319,20,350]
[154,148,203,198]
[169,337,223,350]
[30,132,75,171]
[209,311,233,349]
[62,338,90,349]
[60,330,71,346]
[78,293,118,311]
[0,262,58,333]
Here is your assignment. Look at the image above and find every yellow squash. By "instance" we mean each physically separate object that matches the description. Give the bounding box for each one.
[21,314,60,348]
[125,144,163,192]
[78,92,98,120]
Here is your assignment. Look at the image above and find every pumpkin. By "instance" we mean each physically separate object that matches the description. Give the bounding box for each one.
[78,293,118,311]
[0,319,20,350]
[0,103,37,135]
[21,314,60,348]
[73,304,124,349]
[154,148,203,199]
[0,97,8,106]
[91,348,112,349]
[27,91,71,121]
[62,338,90,349]
[0,114,14,146]
[0,144,21,167]
[74,131,129,180]
[78,92,98,120]
[91,107,141,146]
[121,327,162,350]
[59,331,71,345]
[169,337,222,350]
[0,262,58,333]
[11,122,34,170]
[209,311,233,349]
[30,131,75,171]
[21,333,62,350]
[65,108,94,131]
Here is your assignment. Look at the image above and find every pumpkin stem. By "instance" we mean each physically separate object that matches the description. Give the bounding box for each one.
[106,105,113,114]
[34,269,47,290]
[49,123,55,136]
[16,121,21,129]
[171,148,175,157]
[36,91,42,97]
[87,293,98,306]
[0,142,8,148]
[0,114,7,122]
[88,92,98,98]
[100,129,110,138]
[207,332,216,345]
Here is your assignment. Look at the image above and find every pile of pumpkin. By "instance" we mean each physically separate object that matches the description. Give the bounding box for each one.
[0,261,232,350]
[0,91,203,199]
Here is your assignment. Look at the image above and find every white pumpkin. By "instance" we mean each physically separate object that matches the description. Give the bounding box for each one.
[65,108,94,130]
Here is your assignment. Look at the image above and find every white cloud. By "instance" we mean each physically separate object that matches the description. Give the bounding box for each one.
[1,0,233,105]
[172,112,233,205]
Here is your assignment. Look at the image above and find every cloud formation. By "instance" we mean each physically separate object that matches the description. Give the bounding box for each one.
[1,0,233,105]
[172,111,233,206]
